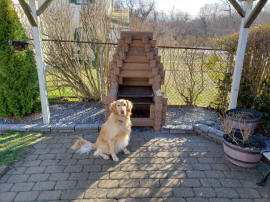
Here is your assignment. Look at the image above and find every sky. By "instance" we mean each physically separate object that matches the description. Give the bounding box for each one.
[15,0,264,17]
[13,0,222,16]
[155,0,221,16]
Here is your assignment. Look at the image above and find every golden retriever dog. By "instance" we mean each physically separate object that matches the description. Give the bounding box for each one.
[72,99,133,161]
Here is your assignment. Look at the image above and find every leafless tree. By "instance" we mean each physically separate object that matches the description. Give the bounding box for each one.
[118,0,156,31]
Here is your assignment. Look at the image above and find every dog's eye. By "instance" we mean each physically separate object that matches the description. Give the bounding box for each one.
[117,104,120,107]
[123,103,126,106]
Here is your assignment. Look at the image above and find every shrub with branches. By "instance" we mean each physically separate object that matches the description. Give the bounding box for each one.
[216,24,270,134]
[41,0,120,101]
[216,24,270,109]
[168,49,207,106]
[205,53,232,112]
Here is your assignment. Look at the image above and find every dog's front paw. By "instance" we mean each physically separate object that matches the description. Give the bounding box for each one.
[102,154,110,160]
[123,148,130,155]
[112,155,119,162]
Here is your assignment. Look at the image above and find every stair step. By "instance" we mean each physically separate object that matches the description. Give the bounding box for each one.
[118,86,153,98]
[125,56,149,63]
[130,40,145,48]
[131,118,154,126]
[127,48,146,56]
[120,70,153,78]
[122,63,151,70]
[121,31,153,40]
[121,78,151,86]
[117,97,153,104]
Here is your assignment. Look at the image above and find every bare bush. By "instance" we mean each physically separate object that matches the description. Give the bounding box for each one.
[225,112,255,145]
[164,48,207,106]
[41,0,119,101]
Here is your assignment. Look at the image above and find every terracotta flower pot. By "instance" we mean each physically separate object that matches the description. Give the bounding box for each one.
[223,137,262,168]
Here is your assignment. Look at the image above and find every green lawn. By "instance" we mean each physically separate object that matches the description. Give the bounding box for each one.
[46,73,77,101]
[46,69,99,102]
[0,131,42,166]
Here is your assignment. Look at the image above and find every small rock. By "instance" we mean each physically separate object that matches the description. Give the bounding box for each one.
[205,120,215,126]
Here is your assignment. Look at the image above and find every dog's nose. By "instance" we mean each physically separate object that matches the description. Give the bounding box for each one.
[121,110,125,115]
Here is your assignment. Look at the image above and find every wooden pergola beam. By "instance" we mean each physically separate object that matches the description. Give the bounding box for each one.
[36,0,54,16]
[244,0,268,28]
[18,0,37,27]
[228,0,246,17]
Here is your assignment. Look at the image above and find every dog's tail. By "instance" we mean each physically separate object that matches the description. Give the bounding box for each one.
[71,137,96,154]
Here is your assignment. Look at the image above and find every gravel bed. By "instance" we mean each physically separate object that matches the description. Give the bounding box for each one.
[0,102,223,129]
[166,106,223,129]
[0,102,105,125]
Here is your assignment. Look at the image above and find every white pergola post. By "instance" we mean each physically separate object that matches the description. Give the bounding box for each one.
[229,0,253,109]
[227,0,268,109]
[99,44,105,102]
[28,0,50,124]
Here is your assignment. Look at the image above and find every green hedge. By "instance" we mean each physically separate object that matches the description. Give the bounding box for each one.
[215,24,270,132]
[0,0,40,118]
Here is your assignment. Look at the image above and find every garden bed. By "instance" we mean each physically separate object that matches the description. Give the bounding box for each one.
[0,102,222,129]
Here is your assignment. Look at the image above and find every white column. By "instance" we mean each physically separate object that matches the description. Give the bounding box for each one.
[100,44,105,102]
[29,0,50,124]
[229,0,253,109]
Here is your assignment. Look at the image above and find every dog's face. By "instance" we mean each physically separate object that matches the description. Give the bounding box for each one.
[110,99,133,117]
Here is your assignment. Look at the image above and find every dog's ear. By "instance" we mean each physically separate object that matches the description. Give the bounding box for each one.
[126,100,133,114]
[110,101,118,114]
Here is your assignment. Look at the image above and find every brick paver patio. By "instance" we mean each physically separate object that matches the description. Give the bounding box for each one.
[0,131,269,202]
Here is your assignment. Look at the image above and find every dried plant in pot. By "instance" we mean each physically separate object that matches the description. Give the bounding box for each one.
[223,108,264,168]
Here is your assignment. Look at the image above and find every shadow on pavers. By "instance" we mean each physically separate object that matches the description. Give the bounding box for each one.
[1,128,270,201]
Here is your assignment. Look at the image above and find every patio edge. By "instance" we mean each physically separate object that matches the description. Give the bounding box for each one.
[0,166,9,178]
[193,123,224,144]
[0,123,196,134]
[0,123,223,137]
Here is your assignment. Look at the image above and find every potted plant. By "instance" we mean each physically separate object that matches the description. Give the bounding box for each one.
[223,108,264,168]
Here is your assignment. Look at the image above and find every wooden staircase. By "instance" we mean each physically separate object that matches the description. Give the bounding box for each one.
[105,31,167,132]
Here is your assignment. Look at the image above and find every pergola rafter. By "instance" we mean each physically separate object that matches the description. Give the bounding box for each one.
[18,0,37,26]
[228,0,246,17]
[18,0,268,124]
[36,0,54,16]
[244,0,268,28]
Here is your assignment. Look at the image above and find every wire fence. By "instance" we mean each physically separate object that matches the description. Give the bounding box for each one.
[43,39,232,107]
[159,48,231,106]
